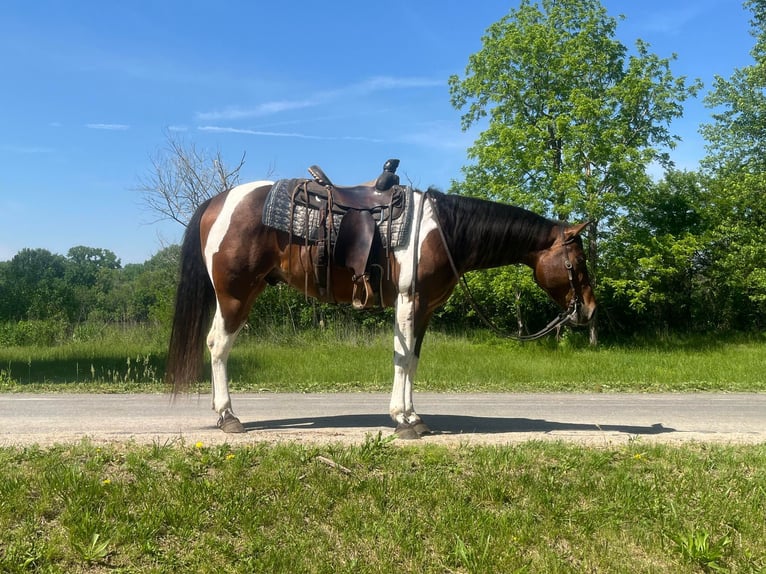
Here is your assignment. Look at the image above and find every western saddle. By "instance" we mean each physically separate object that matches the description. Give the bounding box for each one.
[290,159,404,309]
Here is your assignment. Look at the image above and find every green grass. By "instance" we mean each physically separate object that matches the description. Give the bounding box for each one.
[0,439,764,573]
[1,329,765,393]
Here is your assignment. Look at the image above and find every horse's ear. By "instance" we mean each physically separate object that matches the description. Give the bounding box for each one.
[564,221,590,241]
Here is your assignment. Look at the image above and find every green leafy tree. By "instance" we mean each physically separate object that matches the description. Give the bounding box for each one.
[66,246,120,286]
[3,248,73,321]
[65,246,121,321]
[700,0,766,325]
[600,170,709,332]
[448,0,701,340]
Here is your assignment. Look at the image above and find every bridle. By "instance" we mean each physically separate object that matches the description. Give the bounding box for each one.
[423,190,583,341]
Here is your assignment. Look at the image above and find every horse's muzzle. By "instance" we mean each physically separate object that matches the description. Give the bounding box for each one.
[574,302,596,326]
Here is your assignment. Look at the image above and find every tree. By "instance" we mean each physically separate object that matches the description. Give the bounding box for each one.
[65,246,121,322]
[66,246,120,288]
[448,0,701,342]
[137,130,247,227]
[599,170,709,332]
[2,248,72,321]
[700,0,766,323]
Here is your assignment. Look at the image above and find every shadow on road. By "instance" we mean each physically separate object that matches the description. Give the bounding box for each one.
[243,414,675,436]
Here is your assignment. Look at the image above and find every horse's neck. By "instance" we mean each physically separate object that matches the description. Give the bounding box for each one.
[467,224,554,272]
[435,194,556,273]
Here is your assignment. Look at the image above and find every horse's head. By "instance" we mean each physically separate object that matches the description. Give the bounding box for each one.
[531,222,596,326]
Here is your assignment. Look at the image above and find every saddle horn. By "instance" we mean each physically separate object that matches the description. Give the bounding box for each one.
[375,158,400,191]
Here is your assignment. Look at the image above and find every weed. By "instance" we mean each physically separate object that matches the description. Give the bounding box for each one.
[672,529,732,572]
[358,430,396,465]
[71,532,111,564]
[0,367,17,390]
[450,534,493,574]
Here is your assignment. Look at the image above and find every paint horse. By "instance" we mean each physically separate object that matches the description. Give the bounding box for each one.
[165,163,597,438]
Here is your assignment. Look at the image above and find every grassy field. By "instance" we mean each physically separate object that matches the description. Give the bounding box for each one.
[1,438,764,573]
[1,328,765,393]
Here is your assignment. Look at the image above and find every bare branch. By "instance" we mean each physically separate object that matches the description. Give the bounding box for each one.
[136,130,246,227]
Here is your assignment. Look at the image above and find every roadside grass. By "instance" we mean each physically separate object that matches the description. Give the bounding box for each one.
[0,327,764,393]
[0,438,764,573]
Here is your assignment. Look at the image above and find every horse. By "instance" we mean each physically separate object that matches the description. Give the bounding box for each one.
[165,175,597,438]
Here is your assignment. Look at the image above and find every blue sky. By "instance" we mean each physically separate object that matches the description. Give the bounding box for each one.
[0,1,754,264]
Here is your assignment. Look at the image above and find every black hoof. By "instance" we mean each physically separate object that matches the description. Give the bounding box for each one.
[413,422,432,436]
[394,423,421,440]
[217,411,246,433]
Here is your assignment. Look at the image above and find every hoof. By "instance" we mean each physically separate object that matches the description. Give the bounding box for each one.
[395,423,421,440]
[413,422,432,436]
[217,411,246,433]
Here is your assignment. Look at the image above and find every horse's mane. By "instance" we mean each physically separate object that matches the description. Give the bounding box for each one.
[427,188,557,270]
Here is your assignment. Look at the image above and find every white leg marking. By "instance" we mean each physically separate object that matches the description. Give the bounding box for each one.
[389,192,438,425]
[207,305,242,415]
[390,293,419,425]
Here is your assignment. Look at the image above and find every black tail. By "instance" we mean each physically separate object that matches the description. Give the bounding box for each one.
[165,199,216,394]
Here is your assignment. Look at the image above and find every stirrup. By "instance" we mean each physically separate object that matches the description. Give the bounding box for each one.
[351,274,375,310]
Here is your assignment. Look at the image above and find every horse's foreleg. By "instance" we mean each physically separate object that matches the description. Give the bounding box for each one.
[390,294,431,439]
[207,306,245,433]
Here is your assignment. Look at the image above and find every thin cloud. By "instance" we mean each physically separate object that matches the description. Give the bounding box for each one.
[195,75,442,122]
[198,125,382,143]
[85,123,130,131]
[196,99,318,121]
[351,75,443,92]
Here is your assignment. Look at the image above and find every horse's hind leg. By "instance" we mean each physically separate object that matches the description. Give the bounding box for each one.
[207,303,246,433]
[208,284,267,433]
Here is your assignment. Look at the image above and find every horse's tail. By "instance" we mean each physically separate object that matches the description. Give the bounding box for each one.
[166,198,215,394]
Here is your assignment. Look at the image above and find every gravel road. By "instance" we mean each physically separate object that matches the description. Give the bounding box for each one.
[1,392,764,447]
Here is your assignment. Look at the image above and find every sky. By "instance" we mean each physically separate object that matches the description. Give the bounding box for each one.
[0,1,755,264]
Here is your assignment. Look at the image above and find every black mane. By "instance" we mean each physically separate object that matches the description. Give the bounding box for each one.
[427,189,558,271]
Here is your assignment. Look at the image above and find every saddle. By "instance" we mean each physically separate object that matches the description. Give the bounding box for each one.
[290,159,405,309]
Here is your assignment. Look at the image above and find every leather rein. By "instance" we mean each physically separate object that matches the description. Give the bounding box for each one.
[424,190,581,341]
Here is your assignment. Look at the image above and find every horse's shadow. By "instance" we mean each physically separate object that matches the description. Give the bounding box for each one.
[241,414,674,436]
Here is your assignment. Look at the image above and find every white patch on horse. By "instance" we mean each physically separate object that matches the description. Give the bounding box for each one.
[393,191,438,293]
[204,181,273,279]
[389,191,439,429]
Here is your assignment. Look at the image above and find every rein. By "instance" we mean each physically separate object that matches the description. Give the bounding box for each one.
[424,190,580,342]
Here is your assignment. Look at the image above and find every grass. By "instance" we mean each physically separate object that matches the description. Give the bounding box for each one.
[0,438,764,573]
[0,328,765,393]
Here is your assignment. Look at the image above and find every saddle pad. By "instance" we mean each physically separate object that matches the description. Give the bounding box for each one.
[262,178,414,248]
